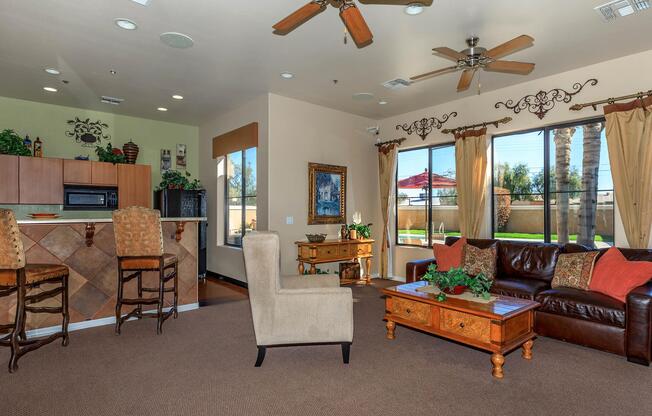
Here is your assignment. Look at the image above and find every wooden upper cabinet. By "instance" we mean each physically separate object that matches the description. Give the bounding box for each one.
[19,157,64,204]
[0,155,19,204]
[63,159,92,185]
[117,164,152,208]
[91,161,118,186]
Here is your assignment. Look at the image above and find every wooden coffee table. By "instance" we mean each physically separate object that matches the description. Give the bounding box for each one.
[382,281,540,379]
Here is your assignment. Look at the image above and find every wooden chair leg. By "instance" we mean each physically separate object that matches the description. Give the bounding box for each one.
[254,346,266,367]
[137,272,143,319]
[61,275,70,347]
[341,342,351,364]
[156,266,165,335]
[9,280,26,373]
[115,266,124,335]
[173,262,179,319]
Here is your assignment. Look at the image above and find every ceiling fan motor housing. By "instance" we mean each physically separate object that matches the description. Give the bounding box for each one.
[461,37,490,68]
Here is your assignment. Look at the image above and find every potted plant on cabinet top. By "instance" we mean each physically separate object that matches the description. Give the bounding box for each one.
[0,129,31,156]
[95,142,126,164]
[348,212,372,240]
[421,264,493,302]
[156,170,202,191]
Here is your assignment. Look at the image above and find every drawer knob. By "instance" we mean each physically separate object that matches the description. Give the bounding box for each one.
[459,322,465,328]
[406,308,411,314]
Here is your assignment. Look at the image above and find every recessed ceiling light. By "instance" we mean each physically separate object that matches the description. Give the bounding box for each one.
[114,18,137,30]
[109,69,117,75]
[353,92,374,101]
[172,94,184,100]
[130,0,151,5]
[405,3,425,15]
[44,68,60,75]
[157,107,168,112]
[280,71,295,79]
[160,32,194,49]
[43,87,58,92]
[379,100,389,105]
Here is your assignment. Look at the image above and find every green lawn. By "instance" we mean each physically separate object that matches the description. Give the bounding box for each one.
[399,230,608,242]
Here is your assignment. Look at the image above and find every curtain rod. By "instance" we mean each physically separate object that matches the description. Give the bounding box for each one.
[441,117,512,135]
[374,138,406,148]
[570,89,652,111]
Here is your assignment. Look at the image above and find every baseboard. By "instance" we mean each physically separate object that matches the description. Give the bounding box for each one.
[25,303,199,339]
[206,270,248,289]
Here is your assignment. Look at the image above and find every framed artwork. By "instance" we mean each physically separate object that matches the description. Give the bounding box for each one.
[176,144,187,170]
[160,149,172,172]
[308,162,346,225]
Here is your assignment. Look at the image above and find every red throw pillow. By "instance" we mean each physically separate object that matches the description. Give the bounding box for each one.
[433,237,467,272]
[589,247,652,302]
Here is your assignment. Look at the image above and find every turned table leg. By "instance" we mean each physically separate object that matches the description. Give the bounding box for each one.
[364,257,372,285]
[522,339,534,360]
[386,320,396,340]
[491,353,505,379]
[309,264,317,275]
[298,262,305,275]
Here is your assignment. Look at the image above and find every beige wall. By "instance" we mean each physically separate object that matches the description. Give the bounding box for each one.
[268,94,379,276]
[199,95,270,281]
[379,49,652,279]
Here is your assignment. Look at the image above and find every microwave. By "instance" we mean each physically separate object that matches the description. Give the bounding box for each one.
[64,186,119,211]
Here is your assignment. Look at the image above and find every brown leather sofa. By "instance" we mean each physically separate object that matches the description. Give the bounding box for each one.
[405,237,652,366]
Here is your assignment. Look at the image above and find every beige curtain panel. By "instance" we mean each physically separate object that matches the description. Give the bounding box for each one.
[604,96,652,249]
[455,128,488,239]
[377,143,399,279]
[212,122,258,158]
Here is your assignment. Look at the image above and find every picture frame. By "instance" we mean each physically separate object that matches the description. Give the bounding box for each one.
[176,143,187,170]
[308,162,347,225]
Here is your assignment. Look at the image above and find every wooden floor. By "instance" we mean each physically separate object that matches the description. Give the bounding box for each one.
[198,276,248,306]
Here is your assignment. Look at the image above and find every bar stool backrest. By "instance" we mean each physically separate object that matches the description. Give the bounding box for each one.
[112,206,164,257]
[0,209,25,270]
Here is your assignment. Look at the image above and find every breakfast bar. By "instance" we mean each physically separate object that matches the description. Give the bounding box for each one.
[0,216,206,333]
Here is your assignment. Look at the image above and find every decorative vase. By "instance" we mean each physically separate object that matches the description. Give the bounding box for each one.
[349,229,358,240]
[122,140,139,164]
[443,285,466,295]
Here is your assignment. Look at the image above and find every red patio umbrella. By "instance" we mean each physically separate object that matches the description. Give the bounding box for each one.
[398,169,457,189]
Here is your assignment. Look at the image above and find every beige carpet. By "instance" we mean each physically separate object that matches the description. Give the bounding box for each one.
[1,280,651,416]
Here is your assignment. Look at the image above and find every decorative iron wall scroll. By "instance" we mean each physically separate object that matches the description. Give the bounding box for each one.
[66,118,111,147]
[395,111,457,141]
[495,79,598,120]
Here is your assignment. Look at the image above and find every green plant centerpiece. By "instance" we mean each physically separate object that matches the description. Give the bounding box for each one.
[95,142,126,164]
[156,170,202,191]
[0,129,31,156]
[421,264,493,302]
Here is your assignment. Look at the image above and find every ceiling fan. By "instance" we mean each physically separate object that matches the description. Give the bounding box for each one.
[410,35,536,92]
[273,1,434,49]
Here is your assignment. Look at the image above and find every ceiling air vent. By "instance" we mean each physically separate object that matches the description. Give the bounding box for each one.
[100,96,124,105]
[595,0,650,21]
[382,78,411,90]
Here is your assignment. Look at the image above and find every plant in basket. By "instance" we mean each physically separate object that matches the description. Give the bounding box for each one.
[421,264,493,302]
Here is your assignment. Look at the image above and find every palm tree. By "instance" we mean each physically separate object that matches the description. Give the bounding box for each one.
[577,123,604,247]
[553,128,575,244]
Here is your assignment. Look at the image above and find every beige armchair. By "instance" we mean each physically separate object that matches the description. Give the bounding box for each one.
[242,232,354,366]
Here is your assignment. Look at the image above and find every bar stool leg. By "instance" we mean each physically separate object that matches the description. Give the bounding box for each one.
[9,278,26,373]
[115,265,124,335]
[156,262,165,335]
[61,274,70,347]
[137,271,143,319]
[173,262,179,319]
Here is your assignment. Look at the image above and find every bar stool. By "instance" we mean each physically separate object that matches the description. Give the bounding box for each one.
[0,209,69,373]
[112,206,179,335]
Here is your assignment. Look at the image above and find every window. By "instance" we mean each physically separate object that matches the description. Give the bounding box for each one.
[492,118,614,247]
[396,144,458,247]
[225,147,257,246]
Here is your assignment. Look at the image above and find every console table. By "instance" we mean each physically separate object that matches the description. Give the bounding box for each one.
[295,239,374,285]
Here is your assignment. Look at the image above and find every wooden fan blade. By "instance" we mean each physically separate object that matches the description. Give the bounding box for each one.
[410,66,459,82]
[359,0,433,5]
[457,69,476,92]
[340,6,373,48]
[485,61,535,75]
[273,2,326,35]
[432,47,467,62]
[484,35,534,60]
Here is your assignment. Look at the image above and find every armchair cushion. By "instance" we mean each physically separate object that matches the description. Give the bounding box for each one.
[280,274,340,289]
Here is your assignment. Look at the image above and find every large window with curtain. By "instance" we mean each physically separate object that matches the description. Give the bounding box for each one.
[396,143,458,247]
[225,147,257,246]
[492,117,614,247]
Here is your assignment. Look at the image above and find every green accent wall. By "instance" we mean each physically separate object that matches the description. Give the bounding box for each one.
[0,95,199,189]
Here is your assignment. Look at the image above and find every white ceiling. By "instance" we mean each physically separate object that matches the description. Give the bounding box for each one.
[0,0,651,125]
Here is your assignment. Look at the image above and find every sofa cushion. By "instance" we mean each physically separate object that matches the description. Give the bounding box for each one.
[491,277,550,300]
[463,244,497,280]
[497,241,561,282]
[536,287,625,328]
[589,247,652,302]
[433,237,466,272]
[551,251,600,290]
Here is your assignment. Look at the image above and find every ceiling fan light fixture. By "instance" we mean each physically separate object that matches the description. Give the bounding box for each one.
[405,3,425,16]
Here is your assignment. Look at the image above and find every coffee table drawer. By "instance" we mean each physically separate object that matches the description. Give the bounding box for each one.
[391,297,431,325]
[440,309,490,343]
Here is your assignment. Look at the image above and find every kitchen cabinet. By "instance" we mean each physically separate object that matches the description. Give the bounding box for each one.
[0,155,19,204]
[91,161,118,186]
[19,157,64,204]
[117,164,152,208]
[63,159,92,185]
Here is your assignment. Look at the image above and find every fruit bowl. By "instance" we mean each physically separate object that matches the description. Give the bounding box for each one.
[306,233,327,243]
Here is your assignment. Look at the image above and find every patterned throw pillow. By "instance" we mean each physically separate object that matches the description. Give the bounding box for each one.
[463,244,497,281]
[552,252,600,290]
